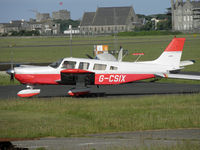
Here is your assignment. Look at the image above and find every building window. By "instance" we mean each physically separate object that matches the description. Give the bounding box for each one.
[184,24,187,30]
[184,16,186,22]
[93,64,107,70]
[131,17,134,22]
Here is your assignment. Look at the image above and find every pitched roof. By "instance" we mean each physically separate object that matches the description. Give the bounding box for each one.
[93,6,132,26]
[80,12,95,26]
[80,6,136,26]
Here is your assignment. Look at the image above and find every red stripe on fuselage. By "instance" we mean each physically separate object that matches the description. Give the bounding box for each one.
[15,73,155,85]
[15,74,60,84]
[95,74,155,85]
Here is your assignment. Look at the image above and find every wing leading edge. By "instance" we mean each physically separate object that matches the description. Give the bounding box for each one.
[166,74,200,80]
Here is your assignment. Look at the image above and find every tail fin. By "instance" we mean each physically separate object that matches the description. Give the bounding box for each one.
[154,38,185,70]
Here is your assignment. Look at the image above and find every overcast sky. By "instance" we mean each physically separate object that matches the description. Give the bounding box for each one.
[0,0,171,22]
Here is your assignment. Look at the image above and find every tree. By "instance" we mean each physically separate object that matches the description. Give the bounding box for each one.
[53,19,80,33]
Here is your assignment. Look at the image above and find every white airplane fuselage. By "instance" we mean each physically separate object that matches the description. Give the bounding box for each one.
[14,57,170,85]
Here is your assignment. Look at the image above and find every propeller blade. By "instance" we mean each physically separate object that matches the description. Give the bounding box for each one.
[6,69,15,82]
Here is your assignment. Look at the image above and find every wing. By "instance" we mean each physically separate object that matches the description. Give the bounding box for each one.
[167,73,200,80]
[57,69,95,86]
[180,60,195,67]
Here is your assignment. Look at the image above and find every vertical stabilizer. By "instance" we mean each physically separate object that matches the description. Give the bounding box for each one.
[154,38,185,69]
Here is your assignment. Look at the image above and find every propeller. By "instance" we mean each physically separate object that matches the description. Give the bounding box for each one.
[6,68,15,82]
[5,63,20,82]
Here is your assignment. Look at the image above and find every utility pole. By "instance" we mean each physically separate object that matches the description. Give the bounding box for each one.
[69,25,72,57]
[9,44,14,82]
[113,8,118,55]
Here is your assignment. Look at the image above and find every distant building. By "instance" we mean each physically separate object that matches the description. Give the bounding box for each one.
[171,0,200,32]
[36,12,50,22]
[80,6,141,34]
[52,9,71,20]
[0,20,30,34]
[64,29,80,35]
[29,20,60,35]
[0,19,60,35]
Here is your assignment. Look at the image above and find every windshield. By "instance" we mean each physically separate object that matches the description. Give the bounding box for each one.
[49,59,63,68]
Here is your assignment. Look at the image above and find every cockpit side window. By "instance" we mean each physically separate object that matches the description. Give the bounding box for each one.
[93,64,107,70]
[110,66,118,70]
[79,62,89,70]
[49,59,63,68]
[62,61,76,69]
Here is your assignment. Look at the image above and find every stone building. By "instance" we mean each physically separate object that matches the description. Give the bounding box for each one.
[0,20,30,34]
[52,9,71,20]
[80,6,140,34]
[29,20,60,35]
[36,12,51,22]
[171,0,200,32]
[0,20,60,35]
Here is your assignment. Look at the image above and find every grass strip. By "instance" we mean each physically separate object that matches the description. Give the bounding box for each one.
[0,94,199,138]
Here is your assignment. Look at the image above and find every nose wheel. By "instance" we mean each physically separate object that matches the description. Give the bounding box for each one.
[17,85,41,98]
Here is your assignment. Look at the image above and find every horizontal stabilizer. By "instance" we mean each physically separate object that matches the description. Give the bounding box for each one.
[180,60,195,67]
[167,74,200,80]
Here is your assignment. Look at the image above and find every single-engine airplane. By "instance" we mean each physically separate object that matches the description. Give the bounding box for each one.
[11,38,200,97]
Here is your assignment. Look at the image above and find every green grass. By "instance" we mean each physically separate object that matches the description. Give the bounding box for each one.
[0,94,200,138]
[117,30,182,36]
[0,74,19,85]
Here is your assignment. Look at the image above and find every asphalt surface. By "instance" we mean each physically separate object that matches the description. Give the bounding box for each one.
[0,81,200,99]
[11,129,200,150]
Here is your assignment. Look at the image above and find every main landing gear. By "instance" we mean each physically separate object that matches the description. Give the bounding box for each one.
[68,87,91,96]
[17,85,41,98]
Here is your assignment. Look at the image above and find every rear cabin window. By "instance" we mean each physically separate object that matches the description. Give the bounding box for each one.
[79,62,89,70]
[110,66,118,70]
[62,61,76,69]
[93,64,107,70]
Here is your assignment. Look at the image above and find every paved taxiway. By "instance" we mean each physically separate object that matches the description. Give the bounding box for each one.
[0,82,200,99]
[11,129,200,150]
